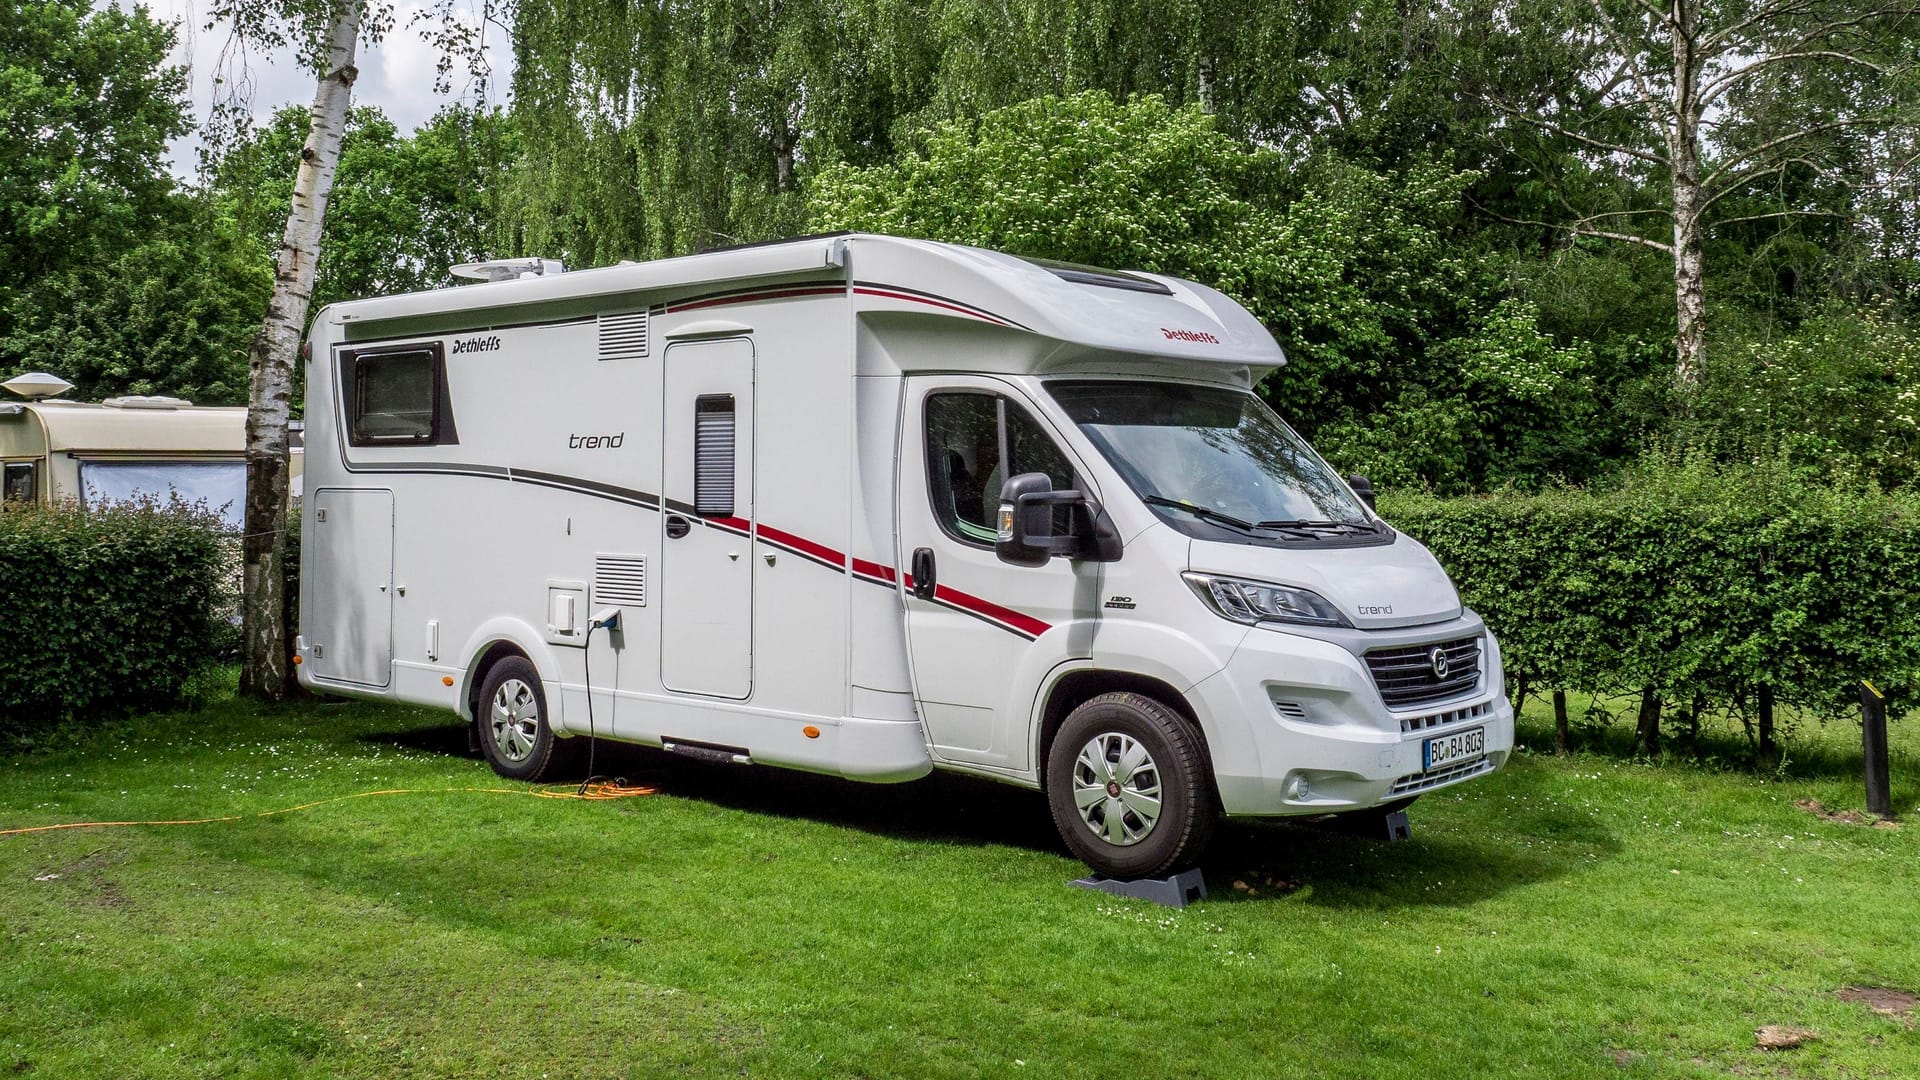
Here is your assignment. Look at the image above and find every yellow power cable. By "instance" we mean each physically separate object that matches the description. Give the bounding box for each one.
[0,781,657,838]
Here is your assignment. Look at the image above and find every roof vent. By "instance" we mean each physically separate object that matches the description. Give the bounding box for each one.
[450,257,566,283]
[102,395,191,410]
[3,372,73,399]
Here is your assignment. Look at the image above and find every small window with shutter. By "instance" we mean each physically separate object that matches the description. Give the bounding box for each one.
[693,395,735,517]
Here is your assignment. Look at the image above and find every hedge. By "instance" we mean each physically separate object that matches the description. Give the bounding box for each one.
[1380,475,1920,744]
[0,500,230,732]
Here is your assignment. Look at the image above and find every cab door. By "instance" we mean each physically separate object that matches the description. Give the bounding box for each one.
[898,378,1101,771]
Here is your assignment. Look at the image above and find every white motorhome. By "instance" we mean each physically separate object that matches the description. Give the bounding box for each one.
[296,234,1513,877]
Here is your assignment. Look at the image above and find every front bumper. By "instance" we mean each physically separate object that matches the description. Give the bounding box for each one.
[1189,614,1515,816]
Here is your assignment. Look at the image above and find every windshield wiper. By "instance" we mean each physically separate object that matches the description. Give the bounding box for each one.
[1255,518,1378,534]
[1142,495,1260,533]
[1143,496,1317,537]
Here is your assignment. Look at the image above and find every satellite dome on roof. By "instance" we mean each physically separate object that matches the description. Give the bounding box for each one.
[449,257,567,283]
[3,372,73,399]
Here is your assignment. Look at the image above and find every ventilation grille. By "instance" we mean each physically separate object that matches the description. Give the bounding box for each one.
[597,309,651,361]
[693,395,735,516]
[594,554,647,606]
[1271,699,1308,720]
[1389,757,1495,796]
[1401,700,1493,735]
[1364,635,1483,709]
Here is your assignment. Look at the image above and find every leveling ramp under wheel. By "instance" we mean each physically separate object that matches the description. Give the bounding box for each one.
[1068,866,1207,908]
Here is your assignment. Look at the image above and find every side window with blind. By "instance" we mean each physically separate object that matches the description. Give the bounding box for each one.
[693,395,736,516]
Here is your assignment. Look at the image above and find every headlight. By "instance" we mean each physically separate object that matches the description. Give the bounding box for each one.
[1182,573,1351,628]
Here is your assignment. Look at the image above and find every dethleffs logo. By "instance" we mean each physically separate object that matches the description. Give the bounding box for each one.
[1161,327,1220,344]
[451,335,502,355]
[569,432,625,449]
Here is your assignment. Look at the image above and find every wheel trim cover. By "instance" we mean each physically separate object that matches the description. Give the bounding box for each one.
[1070,731,1164,847]
[489,678,540,763]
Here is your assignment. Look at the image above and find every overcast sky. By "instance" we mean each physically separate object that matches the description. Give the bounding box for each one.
[136,0,514,179]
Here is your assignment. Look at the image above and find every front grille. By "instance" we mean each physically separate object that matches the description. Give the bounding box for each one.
[1389,756,1494,796]
[1365,635,1482,709]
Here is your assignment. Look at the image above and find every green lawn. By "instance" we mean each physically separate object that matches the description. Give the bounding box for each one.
[2,693,1916,1078]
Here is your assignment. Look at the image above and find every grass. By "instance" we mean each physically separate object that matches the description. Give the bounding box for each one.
[2,690,1917,1078]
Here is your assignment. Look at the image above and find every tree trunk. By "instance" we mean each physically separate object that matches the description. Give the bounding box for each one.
[1757,684,1778,767]
[1632,688,1662,756]
[1553,689,1570,754]
[1667,2,1706,393]
[239,7,360,700]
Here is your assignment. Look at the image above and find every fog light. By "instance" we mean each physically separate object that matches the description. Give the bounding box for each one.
[1285,773,1311,801]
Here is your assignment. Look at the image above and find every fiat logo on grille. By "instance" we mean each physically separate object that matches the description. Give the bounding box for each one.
[1428,646,1450,680]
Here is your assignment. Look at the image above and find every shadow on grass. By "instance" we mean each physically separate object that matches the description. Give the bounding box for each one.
[358,723,1604,907]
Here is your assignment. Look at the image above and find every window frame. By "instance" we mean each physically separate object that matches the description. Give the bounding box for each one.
[2,461,35,506]
[340,341,458,447]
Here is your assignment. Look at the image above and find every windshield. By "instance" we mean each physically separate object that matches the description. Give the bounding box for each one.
[1046,381,1378,543]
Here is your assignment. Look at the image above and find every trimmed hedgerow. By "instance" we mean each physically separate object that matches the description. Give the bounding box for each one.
[1380,470,1920,734]
[0,500,229,731]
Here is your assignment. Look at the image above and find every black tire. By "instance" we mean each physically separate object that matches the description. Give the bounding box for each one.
[476,655,580,782]
[1046,692,1217,879]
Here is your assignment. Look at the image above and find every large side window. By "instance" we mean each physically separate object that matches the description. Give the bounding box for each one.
[925,392,1079,547]
[343,344,456,446]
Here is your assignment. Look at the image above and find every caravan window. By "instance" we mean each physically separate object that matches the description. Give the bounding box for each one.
[924,392,1079,546]
[79,460,246,529]
[347,347,442,445]
[3,462,34,506]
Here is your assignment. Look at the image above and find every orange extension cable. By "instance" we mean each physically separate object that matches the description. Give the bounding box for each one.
[0,781,657,838]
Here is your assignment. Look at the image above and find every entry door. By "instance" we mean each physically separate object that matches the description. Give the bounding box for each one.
[309,488,394,687]
[660,338,755,698]
[899,379,1099,771]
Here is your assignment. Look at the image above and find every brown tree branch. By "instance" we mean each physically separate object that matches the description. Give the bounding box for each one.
[1467,196,1677,253]
[1699,50,1891,106]
[1488,101,1670,165]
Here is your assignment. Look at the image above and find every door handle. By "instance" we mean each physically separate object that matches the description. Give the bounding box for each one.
[665,515,692,539]
[911,547,936,600]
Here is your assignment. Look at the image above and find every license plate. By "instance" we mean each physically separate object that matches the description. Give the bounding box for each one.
[1423,726,1485,770]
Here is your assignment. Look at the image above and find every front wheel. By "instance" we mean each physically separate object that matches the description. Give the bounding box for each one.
[1046,692,1216,879]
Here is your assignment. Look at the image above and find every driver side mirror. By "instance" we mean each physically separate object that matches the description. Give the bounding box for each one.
[995,472,1123,567]
[1346,474,1377,511]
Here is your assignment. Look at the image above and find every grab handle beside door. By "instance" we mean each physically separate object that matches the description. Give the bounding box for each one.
[910,547,936,600]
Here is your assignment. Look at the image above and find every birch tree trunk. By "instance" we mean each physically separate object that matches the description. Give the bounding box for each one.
[1666,0,1708,392]
[239,5,360,700]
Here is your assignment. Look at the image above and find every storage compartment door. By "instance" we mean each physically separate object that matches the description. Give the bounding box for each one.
[659,338,754,698]
[309,488,395,687]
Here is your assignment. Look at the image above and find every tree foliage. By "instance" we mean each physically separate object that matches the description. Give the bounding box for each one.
[211,104,518,314]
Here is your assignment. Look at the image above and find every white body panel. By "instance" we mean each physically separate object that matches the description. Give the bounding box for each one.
[298,234,1512,810]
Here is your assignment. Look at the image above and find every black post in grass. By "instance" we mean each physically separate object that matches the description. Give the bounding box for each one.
[1859,680,1892,819]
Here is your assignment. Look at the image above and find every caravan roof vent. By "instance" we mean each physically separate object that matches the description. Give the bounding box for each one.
[450,257,566,283]
[3,372,73,399]
[102,395,191,410]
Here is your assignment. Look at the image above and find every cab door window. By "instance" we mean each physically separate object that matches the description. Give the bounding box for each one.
[925,392,1078,546]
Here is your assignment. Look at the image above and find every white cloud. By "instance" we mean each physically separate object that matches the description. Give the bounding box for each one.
[132,0,514,179]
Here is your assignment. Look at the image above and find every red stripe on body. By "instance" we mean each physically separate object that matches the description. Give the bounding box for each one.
[851,558,896,583]
[932,584,1051,638]
[756,523,846,568]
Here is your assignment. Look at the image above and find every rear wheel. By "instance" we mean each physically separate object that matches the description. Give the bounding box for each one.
[1046,692,1216,879]
[477,655,580,782]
